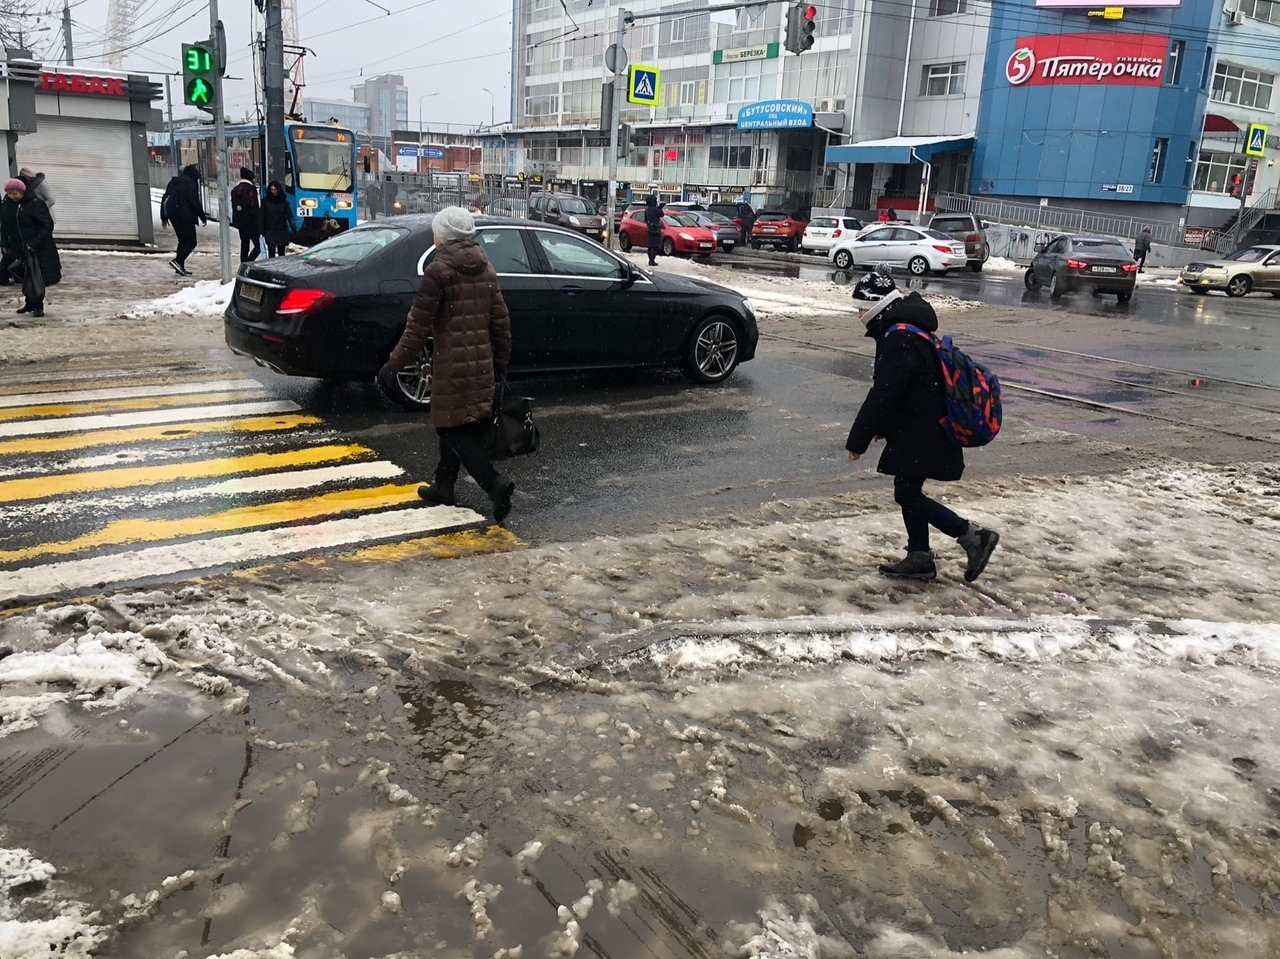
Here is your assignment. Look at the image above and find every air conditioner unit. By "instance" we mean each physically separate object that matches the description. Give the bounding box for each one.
[1228,9,1245,25]
[816,97,846,113]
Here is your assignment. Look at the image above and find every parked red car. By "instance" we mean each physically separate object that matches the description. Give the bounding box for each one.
[750,211,807,251]
[617,211,719,256]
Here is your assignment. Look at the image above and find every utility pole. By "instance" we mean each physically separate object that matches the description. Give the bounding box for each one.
[62,0,74,66]
[164,74,177,173]
[263,0,287,186]
[210,0,231,282]
[605,7,629,252]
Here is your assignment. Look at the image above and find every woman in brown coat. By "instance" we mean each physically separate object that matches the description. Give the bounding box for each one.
[379,207,516,521]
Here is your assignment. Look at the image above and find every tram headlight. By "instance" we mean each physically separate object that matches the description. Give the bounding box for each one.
[335,200,353,210]
[300,198,319,209]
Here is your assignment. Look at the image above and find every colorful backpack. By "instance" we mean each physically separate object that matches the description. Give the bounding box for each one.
[889,324,1003,447]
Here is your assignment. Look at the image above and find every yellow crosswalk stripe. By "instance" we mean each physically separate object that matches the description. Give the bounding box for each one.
[0,484,424,564]
[0,444,373,503]
[0,389,268,423]
[0,413,322,457]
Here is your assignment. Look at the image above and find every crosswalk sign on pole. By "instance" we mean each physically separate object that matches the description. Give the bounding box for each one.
[628,64,660,106]
[1246,123,1268,157]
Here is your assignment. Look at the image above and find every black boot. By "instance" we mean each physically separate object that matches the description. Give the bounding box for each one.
[957,525,999,582]
[878,550,937,581]
[489,476,515,523]
[15,304,31,314]
[30,307,44,318]
[417,481,456,506]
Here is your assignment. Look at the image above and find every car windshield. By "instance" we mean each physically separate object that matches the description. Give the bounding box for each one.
[1225,246,1272,262]
[704,213,733,225]
[757,213,787,221]
[923,229,955,241]
[810,217,838,228]
[557,196,596,215]
[1073,239,1131,257]
[299,226,403,263]
[667,214,701,226]
[290,126,353,192]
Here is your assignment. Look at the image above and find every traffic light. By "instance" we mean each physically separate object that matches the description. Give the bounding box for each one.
[617,122,632,159]
[784,3,817,54]
[182,42,218,114]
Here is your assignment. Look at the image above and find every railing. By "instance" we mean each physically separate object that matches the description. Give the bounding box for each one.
[935,191,1190,246]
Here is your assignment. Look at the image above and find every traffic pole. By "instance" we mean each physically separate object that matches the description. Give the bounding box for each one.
[605,7,628,252]
[210,0,231,283]
[263,0,287,186]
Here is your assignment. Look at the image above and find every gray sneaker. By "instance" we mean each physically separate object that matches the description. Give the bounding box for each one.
[957,526,999,582]
[879,550,937,581]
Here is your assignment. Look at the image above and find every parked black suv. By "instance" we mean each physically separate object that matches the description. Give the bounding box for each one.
[528,191,607,242]
[708,201,757,234]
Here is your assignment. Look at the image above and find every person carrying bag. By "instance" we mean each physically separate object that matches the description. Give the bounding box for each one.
[483,372,540,460]
[2,178,59,317]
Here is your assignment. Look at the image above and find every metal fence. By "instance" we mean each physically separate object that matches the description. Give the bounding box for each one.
[934,191,1189,246]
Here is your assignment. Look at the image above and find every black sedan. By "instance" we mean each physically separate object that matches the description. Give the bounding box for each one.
[1024,234,1138,303]
[225,215,759,411]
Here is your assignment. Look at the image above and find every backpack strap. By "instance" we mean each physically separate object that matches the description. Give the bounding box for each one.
[887,322,936,344]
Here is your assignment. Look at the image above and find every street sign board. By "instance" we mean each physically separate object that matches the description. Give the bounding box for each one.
[605,43,627,75]
[1246,123,1268,157]
[736,99,813,129]
[627,65,660,106]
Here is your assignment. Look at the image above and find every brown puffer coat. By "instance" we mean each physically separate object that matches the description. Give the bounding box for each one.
[389,239,512,428]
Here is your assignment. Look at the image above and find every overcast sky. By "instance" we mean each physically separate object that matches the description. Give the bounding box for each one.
[32,0,513,128]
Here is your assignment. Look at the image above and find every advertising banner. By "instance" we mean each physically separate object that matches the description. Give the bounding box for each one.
[1038,0,1179,7]
[736,99,814,130]
[1005,33,1168,87]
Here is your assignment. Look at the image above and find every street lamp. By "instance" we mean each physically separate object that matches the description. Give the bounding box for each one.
[417,92,441,174]
[481,87,496,129]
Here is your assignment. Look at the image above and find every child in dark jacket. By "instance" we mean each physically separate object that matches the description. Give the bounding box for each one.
[845,266,999,582]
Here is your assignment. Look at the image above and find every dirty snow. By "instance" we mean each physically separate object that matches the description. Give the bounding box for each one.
[124,278,234,317]
[0,842,105,959]
[984,255,1022,273]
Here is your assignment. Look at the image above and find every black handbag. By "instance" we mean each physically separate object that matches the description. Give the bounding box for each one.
[22,251,44,304]
[483,376,540,460]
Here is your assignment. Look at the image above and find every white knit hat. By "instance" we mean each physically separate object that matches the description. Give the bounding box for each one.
[432,206,476,245]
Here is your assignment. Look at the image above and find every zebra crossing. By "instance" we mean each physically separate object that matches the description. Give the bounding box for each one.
[0,364,492,611]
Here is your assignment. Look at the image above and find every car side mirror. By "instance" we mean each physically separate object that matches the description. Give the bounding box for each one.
[980,221,989,230]
[621,261,641,286]
[1034,242,1045,253]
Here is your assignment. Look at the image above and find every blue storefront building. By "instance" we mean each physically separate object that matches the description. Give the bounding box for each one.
[973,0,1223,217]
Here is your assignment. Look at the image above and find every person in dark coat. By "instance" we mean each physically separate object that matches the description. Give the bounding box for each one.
[17,168,54,222]
[377,207,516,522]
[1,178,60,317]
[260,181,296,258]
[230,167,261,263]
[160,165,208,276]
[1134,225,1152,273]
[383,175,398,217]
[845,266,999,582]
[644,194,663,266]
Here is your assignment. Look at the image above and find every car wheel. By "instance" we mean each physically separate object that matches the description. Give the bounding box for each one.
[1048,271,1063,300]
[662,237,675,256]
[908,256,929,276]
[682,314,741,384]
[785,239,796,252]
[388,345,432,412]
[1226,274,1252,297]
[833,249,854,270]
[1117,291,1132,304]
[981,243,990,263]
[1024,268,1040,290]
[968,260,983,273]
[618,232,632,252]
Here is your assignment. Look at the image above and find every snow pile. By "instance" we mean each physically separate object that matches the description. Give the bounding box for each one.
[0,844,105,959]
[984,255,1021,273]
[124,279,233,317]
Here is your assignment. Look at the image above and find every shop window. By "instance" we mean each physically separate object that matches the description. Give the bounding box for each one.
[1236,0,1280,25]
[1201,46,1213,90]
[1148,138,1168,184]
[680,81,697,106]
[1194,149,1247,193]
[1167,40,1184,86]
[929,0,967,14]
[1212,62,1274,110]
[920,62,966,97]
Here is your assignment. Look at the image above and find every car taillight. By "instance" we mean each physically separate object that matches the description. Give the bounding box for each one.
[1122,263,1139,272]
[966,233,981,243]
[276,288,336,316]
[832,229,842,238]
[1066,258,1088,270]
[932,245,953,253]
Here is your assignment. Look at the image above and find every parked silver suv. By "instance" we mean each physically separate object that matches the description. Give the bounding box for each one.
[925,212,990,272]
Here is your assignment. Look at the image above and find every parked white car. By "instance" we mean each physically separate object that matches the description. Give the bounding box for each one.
[800,215,866,254]
[829,225,968,275]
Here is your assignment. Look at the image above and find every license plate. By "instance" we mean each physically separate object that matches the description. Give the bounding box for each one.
[1092,266,1117,273]
[239,283,264,304]
[699,243,712,249]
[763,227,776,232]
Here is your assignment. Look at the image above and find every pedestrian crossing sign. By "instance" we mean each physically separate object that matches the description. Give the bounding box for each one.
[628,64,660,106]
[1246,123,1268,157]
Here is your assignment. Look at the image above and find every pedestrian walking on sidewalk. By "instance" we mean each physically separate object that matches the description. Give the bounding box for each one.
[1,178,61,318]
[644,194,663,266]
[845,265,999,582]
[260,181,296,258]
[160,165,208,276]
[377,206,516,523]
[1135,225,1151,273]
[231,167,262,263]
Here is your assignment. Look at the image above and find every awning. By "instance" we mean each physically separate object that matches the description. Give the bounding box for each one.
[1202,113,1239,133]
[824,134,974,165]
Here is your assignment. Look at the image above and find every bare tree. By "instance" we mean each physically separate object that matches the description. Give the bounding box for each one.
[0,0,49,52]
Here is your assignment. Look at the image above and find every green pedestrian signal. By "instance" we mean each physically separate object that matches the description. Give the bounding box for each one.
[182,41,218,114]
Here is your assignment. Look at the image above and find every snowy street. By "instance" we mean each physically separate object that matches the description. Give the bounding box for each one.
[0,250,1278,958]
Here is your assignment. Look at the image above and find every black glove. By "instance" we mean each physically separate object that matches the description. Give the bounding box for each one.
[376,363,399,396]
